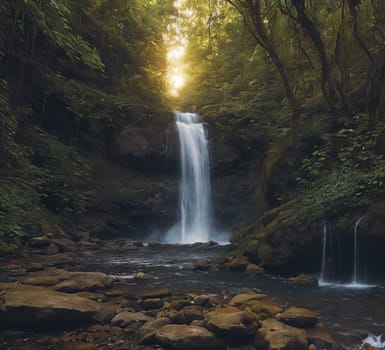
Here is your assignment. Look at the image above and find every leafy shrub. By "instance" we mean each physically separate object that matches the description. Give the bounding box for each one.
[25,127,91,215]
[285,114,385,227]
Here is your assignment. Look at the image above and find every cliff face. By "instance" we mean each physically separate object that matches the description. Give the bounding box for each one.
[105,111,179,173]
[209,128,267,232]
[78,111,180,239]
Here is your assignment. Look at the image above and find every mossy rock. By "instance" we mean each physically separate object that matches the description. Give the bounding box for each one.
[242,300,283,317]
[224,256,250,271]
[257,243,274,266]
[243,240,259,259]
[229,226,253,243]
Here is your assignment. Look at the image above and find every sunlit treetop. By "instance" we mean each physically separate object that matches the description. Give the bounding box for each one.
[164,0,191,97]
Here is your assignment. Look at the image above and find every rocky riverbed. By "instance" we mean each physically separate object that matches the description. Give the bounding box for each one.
[0,228,384,350]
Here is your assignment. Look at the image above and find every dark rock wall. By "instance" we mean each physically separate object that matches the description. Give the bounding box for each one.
[78,111,180,240]
[209,126,268,232]
[105,111,179,173]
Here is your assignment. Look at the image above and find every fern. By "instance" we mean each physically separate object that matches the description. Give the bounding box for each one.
[16,0,105,71]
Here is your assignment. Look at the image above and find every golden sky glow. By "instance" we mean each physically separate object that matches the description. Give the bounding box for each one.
[167,46,185,61]
[165,1,189,97]
[166,45,186,95]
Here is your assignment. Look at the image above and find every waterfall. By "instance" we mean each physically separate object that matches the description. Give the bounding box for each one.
[317,216,375,288]
[352,216,364,284]
[319,222,328,284]
[174,112,212,243]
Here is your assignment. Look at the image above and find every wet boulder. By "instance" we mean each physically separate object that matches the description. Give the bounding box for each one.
[257,318,308,350]
[111,311,153,327]
[50,238,78,252]
[156,324,225,350]
[138,317,171,345]
[140,298,163,310]
[134,271,153,280]
[25,261,45,272]
[167,309,188,324]
[277,307,318,328]
[245,264,265,274]
[224,256,250,271]
[229,293,267,307]
[23,275,64,286]
[53,272,112,293]
[0,282,17,290]
[242,300,283,320]
[0,285,100,329]
[193,294,219,307]
[183,305,204,323]
[290,274,318,286]
[136,288,172,300]
[205,305,257,344]
[192,259,212,271]
[95,302,120,324]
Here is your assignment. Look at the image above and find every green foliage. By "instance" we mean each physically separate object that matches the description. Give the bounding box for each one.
[285,114,385,227]
[70,0,170,108]
[44,72,117,120]
[0,124,90,244]
[286,168,385,228]
[0,80,19,164]
[0,167,45,244]
[300,114,384,182]
[202,72,290,151]
[16,0,104,71]
[0,0,173,245]
[25,127,91,215]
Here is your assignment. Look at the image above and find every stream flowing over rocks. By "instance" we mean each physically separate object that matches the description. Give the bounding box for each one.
[1,230,385,350]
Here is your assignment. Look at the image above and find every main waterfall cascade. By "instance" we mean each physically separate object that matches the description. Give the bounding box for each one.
[167,112,213,243]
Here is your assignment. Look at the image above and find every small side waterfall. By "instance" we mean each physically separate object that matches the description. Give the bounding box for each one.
[352,216,364,285]
[318,216,375,288]
[174,112,212,243]
[319,222,328,284]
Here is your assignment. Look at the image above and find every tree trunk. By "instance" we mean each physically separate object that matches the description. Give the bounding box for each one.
[291,0,341,106]
[367,46,385,122]
[235,0,300,118]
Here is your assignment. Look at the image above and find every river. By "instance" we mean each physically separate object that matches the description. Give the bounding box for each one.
[76,242,385,350]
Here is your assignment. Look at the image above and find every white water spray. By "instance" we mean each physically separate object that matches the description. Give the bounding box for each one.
[361,334,385,349]
[174,112,212,243]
